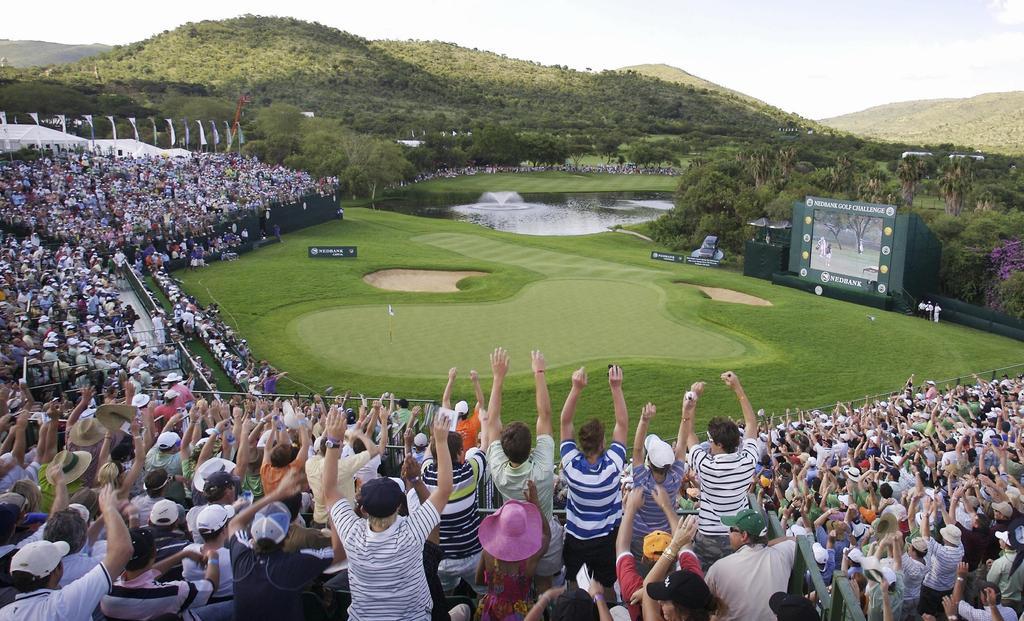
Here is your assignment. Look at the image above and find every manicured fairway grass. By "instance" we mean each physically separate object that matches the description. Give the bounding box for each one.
[399,171,680,194]
[178,207,1024,438]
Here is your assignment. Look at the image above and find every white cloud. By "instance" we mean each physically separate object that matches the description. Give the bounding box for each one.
[990,0,1024,24]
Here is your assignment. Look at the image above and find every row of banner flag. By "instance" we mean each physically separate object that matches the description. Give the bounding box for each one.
[0,111,245,149]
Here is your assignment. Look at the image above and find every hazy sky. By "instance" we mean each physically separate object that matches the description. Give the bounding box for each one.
[4,0,1023,119]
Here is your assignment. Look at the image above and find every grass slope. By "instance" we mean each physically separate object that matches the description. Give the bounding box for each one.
[619,64,764,107]
[0,40,110,67]
[176,208,1023,438]
[820,92,1024,155]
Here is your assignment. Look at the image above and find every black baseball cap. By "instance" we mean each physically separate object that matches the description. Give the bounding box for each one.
[769,592,819,621]
[646,570,712,609]
[358,478,405,518]
[128,527,156,564]
[204,471,236,500]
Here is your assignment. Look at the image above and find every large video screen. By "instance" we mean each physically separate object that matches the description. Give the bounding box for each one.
[809,210,884,281]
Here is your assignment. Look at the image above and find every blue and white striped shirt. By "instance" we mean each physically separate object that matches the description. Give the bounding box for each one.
[560,440,626,540]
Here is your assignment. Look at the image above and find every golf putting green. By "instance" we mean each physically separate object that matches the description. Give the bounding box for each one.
[291,276,747,376]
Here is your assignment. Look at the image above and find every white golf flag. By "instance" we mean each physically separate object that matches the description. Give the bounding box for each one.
[0,111,6,126]
[127,117,139,141]
[387,304,395,316]
[28,112,39,125]
[106,116,116,142]
[57,114,67,134]
[197,119,207,146]
[165,119,175,146]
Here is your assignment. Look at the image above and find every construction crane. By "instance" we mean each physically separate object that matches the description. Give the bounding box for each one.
[231,94,251,152]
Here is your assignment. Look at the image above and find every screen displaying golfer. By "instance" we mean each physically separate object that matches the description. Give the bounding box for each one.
[810,210,883,280]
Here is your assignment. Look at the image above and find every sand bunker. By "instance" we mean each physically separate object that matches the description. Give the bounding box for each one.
[363,269,487,293]
[680,283,773,306]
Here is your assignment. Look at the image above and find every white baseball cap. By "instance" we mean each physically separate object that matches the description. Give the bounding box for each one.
[454,401,470,415]
[197,504,235,533]
[156,432,180,450]
[10,540,71,578]
[812,542,828,565]
[413,433,428,448]
[164,389,180,401]
[149,499,179,526]
[644,434,675,469]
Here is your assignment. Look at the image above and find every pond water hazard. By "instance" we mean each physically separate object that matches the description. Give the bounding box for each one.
[372,191,674,236]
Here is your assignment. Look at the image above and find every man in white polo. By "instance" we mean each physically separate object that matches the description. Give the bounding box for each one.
[0,487,131,621]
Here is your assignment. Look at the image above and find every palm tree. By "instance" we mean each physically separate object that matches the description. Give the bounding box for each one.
[737,148,776,189]
[939,159,974,217]
[858,171,888,204]
[896,156,925,207]
[777,147,797,182]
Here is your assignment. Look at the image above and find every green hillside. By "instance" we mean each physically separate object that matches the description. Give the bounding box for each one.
[821,92,1024,155]
[0,39,110,67]
[2,15,795,138]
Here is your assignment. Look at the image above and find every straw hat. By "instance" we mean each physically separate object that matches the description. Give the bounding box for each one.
[872,513,898,537]
[68,419,104,447]
[478,499,542,562]
[940,524,962,546]
[46,450,93,485]
[96,404,135,434]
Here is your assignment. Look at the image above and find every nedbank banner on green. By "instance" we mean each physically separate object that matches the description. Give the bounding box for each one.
[651,251,686,263]
[308,246,357,258]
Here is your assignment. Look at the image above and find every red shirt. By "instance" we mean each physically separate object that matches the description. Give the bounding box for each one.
[615,548,703,621]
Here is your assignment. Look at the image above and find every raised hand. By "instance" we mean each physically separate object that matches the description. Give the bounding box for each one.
[625,486,645,513]
[525,479,540,507]
[608,365,623,389]
[469,369,479,382]
[432,407,451,442]
[571,367,588,389]
[641,402,656,422]
[720,371,741,391]
[324,407,346,442]
[531,350,546,374]
[490,347,509,379]
[672,515,699,546]
[691,381,706,398]
[651,484,672,510]
[447,367,457,381]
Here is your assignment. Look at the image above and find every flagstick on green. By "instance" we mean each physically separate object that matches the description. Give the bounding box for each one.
[387,304,395,344]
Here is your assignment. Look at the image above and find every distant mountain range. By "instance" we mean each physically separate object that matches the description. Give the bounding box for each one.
[0,16,809,139]
[0,39,110,67]
[821,92,1024,155]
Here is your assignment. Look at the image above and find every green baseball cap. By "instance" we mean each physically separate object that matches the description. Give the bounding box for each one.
[721,508,767,536]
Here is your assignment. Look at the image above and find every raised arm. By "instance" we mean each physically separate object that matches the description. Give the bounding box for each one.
[608,365,629,446]
[321,409,348,509]
[680,381,704,456]
[293,424,311,469]
[484,348,509,442]
[560,367,588,441]
[532,351,553,437]
[470,369,486,414]
[98,485,132,578]
[633,403,655,465]
[427,410,454,513]
[441,367,457,410]
[722,371,757,441]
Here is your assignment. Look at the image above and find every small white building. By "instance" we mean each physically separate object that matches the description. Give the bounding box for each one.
[0,124,89,152]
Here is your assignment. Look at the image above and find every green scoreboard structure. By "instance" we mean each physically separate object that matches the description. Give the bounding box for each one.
[767,196,941,312]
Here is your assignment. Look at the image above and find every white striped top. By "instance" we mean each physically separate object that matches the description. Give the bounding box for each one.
[560,440,626,540]
[922,536,964,591]
[330,498,440,621]
[689,438,760,535]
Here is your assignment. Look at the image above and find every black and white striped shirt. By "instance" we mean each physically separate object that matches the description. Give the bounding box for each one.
[689,438,760,535]
[331,498,440,621]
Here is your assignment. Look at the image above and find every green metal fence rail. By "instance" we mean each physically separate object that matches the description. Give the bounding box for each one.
[760,495,865,621]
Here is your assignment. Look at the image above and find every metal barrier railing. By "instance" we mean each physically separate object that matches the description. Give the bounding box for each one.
[761,495,865,621]
[120,264,218,396]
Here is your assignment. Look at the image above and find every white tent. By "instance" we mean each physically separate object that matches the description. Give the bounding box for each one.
[91,139,191,158]
[0,124,89,152]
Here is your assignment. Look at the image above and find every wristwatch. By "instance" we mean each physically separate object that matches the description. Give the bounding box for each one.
[324,438,340,449]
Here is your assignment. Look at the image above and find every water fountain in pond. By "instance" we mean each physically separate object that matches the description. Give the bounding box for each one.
[472,191,531,210]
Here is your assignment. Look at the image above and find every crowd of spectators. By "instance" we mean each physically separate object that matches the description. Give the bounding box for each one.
[0,152,336,262]
[0,335,1020,620]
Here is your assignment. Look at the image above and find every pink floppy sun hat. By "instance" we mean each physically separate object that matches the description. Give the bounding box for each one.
[478,499,543,562]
